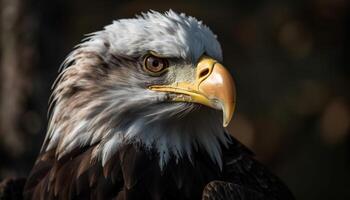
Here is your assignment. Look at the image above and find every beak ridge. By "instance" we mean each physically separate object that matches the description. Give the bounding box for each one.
[197,58,236,127]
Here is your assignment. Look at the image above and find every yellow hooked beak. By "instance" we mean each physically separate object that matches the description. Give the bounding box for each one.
[149,55,236,127]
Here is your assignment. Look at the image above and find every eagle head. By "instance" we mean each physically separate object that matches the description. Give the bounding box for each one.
[46,10,236,169]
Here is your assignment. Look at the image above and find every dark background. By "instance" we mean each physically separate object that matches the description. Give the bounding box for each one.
[0,0,349,199]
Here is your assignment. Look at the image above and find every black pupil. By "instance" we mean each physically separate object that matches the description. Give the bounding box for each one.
[146,56,166,72]
[152,59,159,67]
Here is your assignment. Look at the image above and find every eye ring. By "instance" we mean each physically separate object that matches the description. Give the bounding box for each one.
[143,55,168,76]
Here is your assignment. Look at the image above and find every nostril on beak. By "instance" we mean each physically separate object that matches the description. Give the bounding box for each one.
[199,68,210,79]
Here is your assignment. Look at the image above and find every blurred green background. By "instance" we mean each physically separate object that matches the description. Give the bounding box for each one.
[0,0,349,199]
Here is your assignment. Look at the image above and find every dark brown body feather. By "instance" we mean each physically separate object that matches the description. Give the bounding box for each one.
[23,136,294,200]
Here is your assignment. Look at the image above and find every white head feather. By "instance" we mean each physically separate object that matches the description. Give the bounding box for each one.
[45,10,230,170]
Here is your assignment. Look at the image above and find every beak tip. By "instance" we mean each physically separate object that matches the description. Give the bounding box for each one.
[222,114,232,127]
[221,102,235,128]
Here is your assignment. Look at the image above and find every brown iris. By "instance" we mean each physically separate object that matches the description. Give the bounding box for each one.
[143,55,168,75]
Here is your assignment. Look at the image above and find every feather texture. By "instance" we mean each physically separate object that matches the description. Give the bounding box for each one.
[24,135,294,200]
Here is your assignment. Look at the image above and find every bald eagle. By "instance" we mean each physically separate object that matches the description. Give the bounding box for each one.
[24,10,294,200]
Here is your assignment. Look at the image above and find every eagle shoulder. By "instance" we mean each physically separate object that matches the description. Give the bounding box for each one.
[23,145,123,200]
[212,136,295,200]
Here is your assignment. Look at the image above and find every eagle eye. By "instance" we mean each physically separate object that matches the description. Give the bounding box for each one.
[143,55,168,75]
